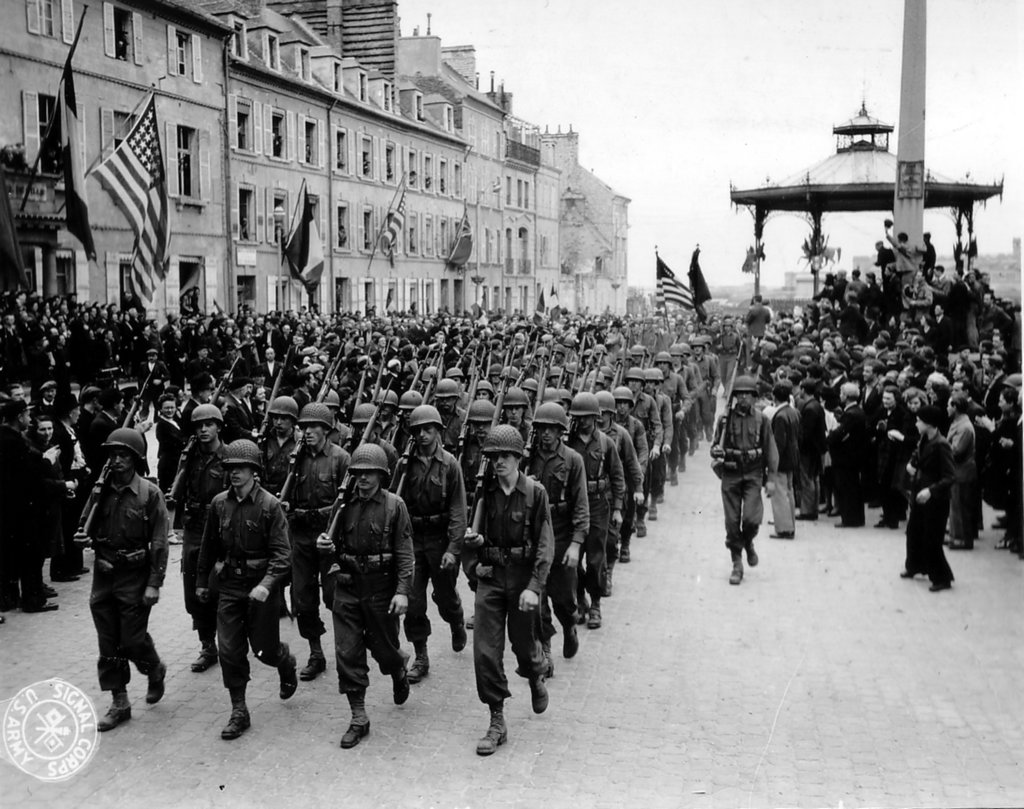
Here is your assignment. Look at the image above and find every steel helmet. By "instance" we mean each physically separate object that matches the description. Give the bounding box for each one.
[298,402,334,429]
[502,387,529,408]
[348,443,390,475]
[191,403,224,425]
[483,424,526,456]
[422,365,438,382]
[654,351,673,365]
[433,378,460,398]
[408,404,443,429]
[644,367,664,383]
[541,389,561,403]
[375,389,399,407]
[556,388,572,406]
[669,344,685,358]
[445,366,464,380]
[323,389,341,409]
[612,386,635,404]
[547,365,563,380]
[487,363,504,377]
[268,395,299,420]
[475,380,495,399]
[522,378,539,394]
[103,427,146,460]
[467,399,496,423]
[568,392,600,417]
[630,344,646,357]
[732,375,758,395]
[679,342,692,355]
[533,401,569,429]
[398,390,423,412]
[222,439,262,471]
[564,361,579,376]
[596,391,616,414]
[351,402,376,424]
[625,367,646,383]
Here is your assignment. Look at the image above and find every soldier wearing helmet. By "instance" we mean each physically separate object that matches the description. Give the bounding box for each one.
[710,375,779,585]
[643,367,674,522]
[691,335,720,442]
[567,392,625,630]
[655,350,691,484]
[432,377,466,454]
[625,366,663,537]
[196,440,297,741]
[474,379,495,403]
[717,317,742,389]
[501,386,531,445]
[460,399,496,495]
[463,424,554,757]
[288,402,352,681]
[262,396,299,496]
[351,401,399,475]
[399,404,469,686]
[599,390,645,581]
[181,403,229,674]
[314,442,415,750]
[322,389,354,450]
[526,402,589,674]
[83,427,170,732]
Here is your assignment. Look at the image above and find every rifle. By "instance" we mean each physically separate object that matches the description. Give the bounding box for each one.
[74,367,157,543]
[315,347,346,404]
[165,354,241,509]
[519,353,550,472]
[452,350,483,467]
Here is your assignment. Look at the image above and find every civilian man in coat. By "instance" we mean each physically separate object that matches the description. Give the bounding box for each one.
[768,382,802,539]
[827,382,868,527]
[795,379,827,521]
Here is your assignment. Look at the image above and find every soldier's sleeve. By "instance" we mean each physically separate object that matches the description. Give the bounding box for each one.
[650,396,664,447]
[260,498,292,591]
[391,496,415,596]
[605,433,626,510]
[568,451,590,546]
[145,485,170,589]
[660,397,674,446]
[677,376,692,411]
[632,420,649,471]
[196,497,219,586]
[444,455,468,556]
[620,429,644,491]
[528,484,554,594]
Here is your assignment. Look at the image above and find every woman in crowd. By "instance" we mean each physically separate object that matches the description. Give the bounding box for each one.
[946,392,978,550]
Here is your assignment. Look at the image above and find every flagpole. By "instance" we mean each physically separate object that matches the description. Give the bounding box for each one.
[366,172,406,276]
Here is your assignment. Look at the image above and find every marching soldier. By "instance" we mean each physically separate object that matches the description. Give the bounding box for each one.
[526,402,588,674]
[598,391,644,590]
[350,402,399,476]
[181,404,229,673]
[400,404,468,684]
[691,336,720,441]
[710,375,779,585]
[566,392,625,630]
[625,367,663,538]
[81,427,169,732]
[501,387,532,444]
[463,425,554,756]
[432,379,465,453]
[196,440,297,740]
[655,350,690,483]
[287,402,351,680]
[611,386,649,565]
[643,368,674,519]
[315,444,415,749]
[261,395,299,497]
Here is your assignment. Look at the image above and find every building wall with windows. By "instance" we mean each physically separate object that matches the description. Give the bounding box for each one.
[0,0,230,315]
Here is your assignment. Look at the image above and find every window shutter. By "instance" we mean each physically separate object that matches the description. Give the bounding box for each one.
[285,110,295,162]
[164,123,178,196]
[264,187,272,243]
[263,104,272,155]
[347,128,355,176]
[252,100,262,155]
[204,255,219,311]
[292,44,300,77]
[22,91,39,164]
[104,252,119,304]
[297,113,306,164]
[255,182,264,243]
[75,248,90,302]
[100,108,114,159]
[131,12,143,65]
[319,198,327,248]
[61,0,74,43]
[330,125,338,172]
[198,129,211,201]
[26,0,40,35]
[166,25,177,75]
[230,182,239,241]
[228,94,237,149]
[191,34,202,84]
[165,256,180,312]
[102,2,114,56]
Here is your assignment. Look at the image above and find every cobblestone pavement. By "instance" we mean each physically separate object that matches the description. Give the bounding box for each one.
[2,445,1022,808]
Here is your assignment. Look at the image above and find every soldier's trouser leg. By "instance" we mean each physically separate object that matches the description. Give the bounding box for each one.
[739,472,764,545]
[619,491,636,553]
[473,565,544,706]
[638,462,652,520]
[721,474,746,554]
[291,530,333,640]
[700,394,715,440]
[90,569,160,692]
[540,542,577,642]
[686,409,700,453]
[651,454,667,499]
[217,577,286,690]
[769,470,796,534]
[669,422,682,474]
[404,542,464,644]
[182,536,217,636]
[797,454,819,516]
[334,572,405,693]
[583,499,609,603]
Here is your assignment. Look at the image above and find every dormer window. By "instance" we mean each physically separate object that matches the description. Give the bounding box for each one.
[297,46,311,81]
[358,72,367,102]
[333,62,342,93]
[444,105,453,132]
[265,33,280,71]
[382,82,392,112]
[414,93,424,121]
[230,19,247,58]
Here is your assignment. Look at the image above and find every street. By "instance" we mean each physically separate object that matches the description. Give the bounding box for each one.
[1,451,1022,809]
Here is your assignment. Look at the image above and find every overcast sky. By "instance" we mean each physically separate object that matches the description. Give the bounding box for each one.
[399,0,1022,292]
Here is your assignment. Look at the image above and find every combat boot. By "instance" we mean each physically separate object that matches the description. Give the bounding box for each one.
[670,469,679,486]
[300,639,326,681]
[648,501,659,521]
[190,638,218,673]
[145,661,166,705]
[541,640,554,678]
[278,646,298,700]
[221,687,250,740]
[655,493,665,505]
[746,542,759,567]
[601,568,614,598]
[576,594,589,625]
[529,675,549,714]
[562,623,579,659]
[729,554,744,586]
[476,703,507,756]
[407,642,430,684]
[619,544,631,564]
[98,690,131,732]
[341,690,370,748]
[392,662,410,706]
[451,621,468,653]
[587,604,602,629]
[635,515,647,538]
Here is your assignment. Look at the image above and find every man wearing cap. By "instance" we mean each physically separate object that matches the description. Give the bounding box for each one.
[398,404,468,685]
[284,402,350,681]
[181,404,230,672]
[79,427,169,731]
[315,443,414,749]
[137,347,168,420]
[711,375,779,585]
[463,425,554,756]
[902,405,956,591]
[197,440,297,740]
[182,373,214,433]
[32,379,58,419]
[84,388,124,474]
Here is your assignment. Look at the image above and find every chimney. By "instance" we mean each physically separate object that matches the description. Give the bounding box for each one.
[413,25,419,36]
[426,13,431,35]
[441,45,477,85]
[490,71,495,92]
[475,71,479,89]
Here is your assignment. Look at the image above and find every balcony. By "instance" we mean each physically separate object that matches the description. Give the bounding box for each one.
[505,140,540,168]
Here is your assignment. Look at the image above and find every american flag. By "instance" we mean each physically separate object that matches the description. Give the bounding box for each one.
[92,95,170,306]
[379,187,406,267]
[656,255,693,310]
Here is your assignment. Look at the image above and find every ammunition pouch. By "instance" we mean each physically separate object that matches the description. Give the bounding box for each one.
[221,556,269,578]
[586,479,609,495]
[479,546,530,565]
[338,552,394,574]
[409,513,446,531]
[95,542,149,572]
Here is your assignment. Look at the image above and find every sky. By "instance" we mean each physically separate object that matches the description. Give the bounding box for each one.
[398,0,1022,292]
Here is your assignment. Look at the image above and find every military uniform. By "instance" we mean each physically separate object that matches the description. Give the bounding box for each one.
[612,409,648,554]
[262,430,296,497]
[692,348,720,440]
[631,390,663,528]
[660,367,690,477]
[602,420,643,571]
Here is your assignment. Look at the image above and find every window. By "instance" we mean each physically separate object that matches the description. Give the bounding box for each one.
[113,6,132,61]
[36,0,56,36]
[440,219,448,256]
[113,110,135,149]
[266,33,280,70]
[335,129,347,171]
[304,118,317,164]
[415,94,424,121]
[333,63,342,93]
[360,136,372,178]
[238,186,254,241]
[336,204,349,249]
[517,179,523,208]
[385,143,395,182]
[407,214,417,254]
[176,125,197,197]
[444,106,453,132]
[166,27,202,82]
[37,94,61,174]
[361,208,373,251]
[382,82,392,112]
[424,216,433,255]
[55,249,74,296]
[439,159,447,195]
[235,99,251,150]
[506,176,512,205]
[524,181,530,210]
[230,20,247,58]
[407,149,418,187]
[298,47,310,81]
[271,191,287,245]
[176,31,189,75]
[453,164,462,197]
[424,155,433,190]
[271,111,285,158]
[358,73,367,102]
